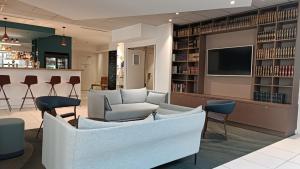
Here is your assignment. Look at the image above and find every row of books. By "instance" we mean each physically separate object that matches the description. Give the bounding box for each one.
[258,8,298,24]
[188,53,199,62]
[188,39,200,49]
[173,41,188,50]
[172,54,187,62]
[253,91,286,104]
[276,27,297,40]
[172,66,200,75]
[257,27,297,42]
[256,47,296,59]
[255,65,294,77]
[171,83,186,93]
[172,66,186,74]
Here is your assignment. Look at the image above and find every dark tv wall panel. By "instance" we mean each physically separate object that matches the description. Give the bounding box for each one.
[108,51,117,90]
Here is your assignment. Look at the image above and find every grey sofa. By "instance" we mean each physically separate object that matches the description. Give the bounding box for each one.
[88,88,168,121]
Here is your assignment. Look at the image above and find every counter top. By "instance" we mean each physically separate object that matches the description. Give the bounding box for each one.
[0,67,82,71]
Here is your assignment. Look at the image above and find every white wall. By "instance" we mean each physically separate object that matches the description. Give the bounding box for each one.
[205,29,257,99]
[72,40,104,91]
[112,23,173,93]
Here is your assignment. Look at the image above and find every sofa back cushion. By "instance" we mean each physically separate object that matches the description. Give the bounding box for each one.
[78,114,154,129]
[146,92,167,105]
[121,88,147,104]
[155,106,204,120]
[96,90,122,105]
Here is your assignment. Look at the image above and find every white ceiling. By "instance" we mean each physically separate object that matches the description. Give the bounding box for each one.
[0,0,297,48]
[19,0,252,20]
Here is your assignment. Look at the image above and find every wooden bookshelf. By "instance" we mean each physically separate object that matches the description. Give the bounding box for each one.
[171,2,298,105]
[254,2,298,104]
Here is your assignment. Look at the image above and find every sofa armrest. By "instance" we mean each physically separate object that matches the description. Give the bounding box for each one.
[158,103,194,112]
[88,91,106,119]
[147,90,168,103]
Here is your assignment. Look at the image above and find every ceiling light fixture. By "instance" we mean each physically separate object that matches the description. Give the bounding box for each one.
[60,26,67,47]
[176,12,180,15]
[169,19,173,22]
[230,0,235,5]
[2,17,9,42]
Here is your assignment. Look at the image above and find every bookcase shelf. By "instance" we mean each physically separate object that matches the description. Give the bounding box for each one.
[171,1,298,104]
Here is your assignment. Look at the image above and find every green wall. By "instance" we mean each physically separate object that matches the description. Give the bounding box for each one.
[32,35,72,68]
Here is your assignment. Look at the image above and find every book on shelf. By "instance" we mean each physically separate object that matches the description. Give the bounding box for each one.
[188,53,199,62]
[253,91,271,102]
[172,83,186,93]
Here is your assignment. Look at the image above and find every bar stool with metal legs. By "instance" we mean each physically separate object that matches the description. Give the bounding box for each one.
[46,76,61,96]
[67,76,80,99]
[0,75,12,112]
[20,75,38,111]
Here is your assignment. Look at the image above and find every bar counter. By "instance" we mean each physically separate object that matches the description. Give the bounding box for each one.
[0,68,81,110]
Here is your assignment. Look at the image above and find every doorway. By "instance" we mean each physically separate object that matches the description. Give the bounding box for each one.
[126,45,155,90]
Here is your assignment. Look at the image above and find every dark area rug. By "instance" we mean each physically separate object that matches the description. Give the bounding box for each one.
[1,121,282,169]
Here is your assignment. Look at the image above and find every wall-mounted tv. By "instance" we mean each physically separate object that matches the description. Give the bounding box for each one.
[207,45,253,76]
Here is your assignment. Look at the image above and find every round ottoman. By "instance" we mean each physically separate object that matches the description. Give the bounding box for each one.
[0,118,24,160]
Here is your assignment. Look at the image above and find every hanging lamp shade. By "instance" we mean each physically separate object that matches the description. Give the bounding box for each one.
[60,26,67,46]
[2,18,9,42]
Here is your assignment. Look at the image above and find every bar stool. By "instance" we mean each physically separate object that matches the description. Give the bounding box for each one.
[67,76,80,99]
[0,75,12,112]
[20,75,38,111]
[46,76,61,96]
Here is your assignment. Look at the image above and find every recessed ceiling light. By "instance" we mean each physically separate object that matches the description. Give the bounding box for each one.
[230,0,235,5]
[169,19,173,22]
[176,12,180,15]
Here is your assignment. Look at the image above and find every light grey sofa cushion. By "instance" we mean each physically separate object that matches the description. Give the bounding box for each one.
[155,106,203,120]
[78,114,154,129]
[156,103,195,115]
[96,90,122,105]
[106,103,159,121]
[121,88,147,104]
[146,92,167,105]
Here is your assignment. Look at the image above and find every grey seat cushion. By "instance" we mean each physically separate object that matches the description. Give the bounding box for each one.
[93,90,122,105]
[106,103,159,121]
[121,88,147,104]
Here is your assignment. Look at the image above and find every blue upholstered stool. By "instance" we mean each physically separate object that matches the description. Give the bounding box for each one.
[35,96,81,138]
[0,118,24,160]
[204,100,236,139]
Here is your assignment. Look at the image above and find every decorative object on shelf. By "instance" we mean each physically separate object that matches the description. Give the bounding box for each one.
[60,26,67,47]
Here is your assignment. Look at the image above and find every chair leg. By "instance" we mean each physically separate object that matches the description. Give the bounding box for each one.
[224,115,229,140]
[74,87,78,99]
[48,86,53,96]
[69,85,74,98]
[194,153,197,165]
[53,86,57,96]
[202,112,208,138]
[29,87,37,110]
[1,86,11,112]
[36,120,43,138]
[19,88,29,111]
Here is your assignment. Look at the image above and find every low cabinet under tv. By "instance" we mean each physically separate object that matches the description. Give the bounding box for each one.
[170,92,297,137]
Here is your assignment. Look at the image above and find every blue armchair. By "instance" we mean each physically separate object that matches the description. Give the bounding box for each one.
[204,100,236,139]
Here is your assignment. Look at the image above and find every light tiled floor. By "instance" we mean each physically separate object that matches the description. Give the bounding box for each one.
[215,134,300,169]
[0,91,88,130]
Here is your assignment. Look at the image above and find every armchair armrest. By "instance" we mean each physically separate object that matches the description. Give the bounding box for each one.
[88,91,106,119]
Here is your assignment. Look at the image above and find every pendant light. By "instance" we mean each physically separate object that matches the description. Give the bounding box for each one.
[2,17,9,42]
[60,26,67,46]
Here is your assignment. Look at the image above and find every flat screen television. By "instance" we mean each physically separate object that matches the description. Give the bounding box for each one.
[207,45,253,76]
